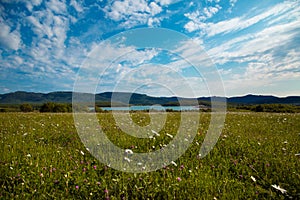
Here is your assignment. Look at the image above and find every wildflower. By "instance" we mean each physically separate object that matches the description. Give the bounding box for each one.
[250,176,256,182]
[26,153,31,157]
[93,165,97,170]
[75,185,79,190]
[166,133,173,138]
[171,161,177,167]
[125,149,133,154]
[50,168,56,173]
[124,157,131,162]
[151,129,160,136]
[271,184,287,194]
[96,181,101,185]
[283,141,288,144]
[40,173,44,177]
[104,189,109,194]
[9,166,13,170]
[80,151,84,155]
[82,167,87,172]
[180,165,185,170]
[295,153,300,156]
[176,177,182,182]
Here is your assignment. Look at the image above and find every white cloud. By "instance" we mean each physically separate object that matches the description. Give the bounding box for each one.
[0,23,21,51]
[46,0,67,15]
[104,0,164,28]
[23,0,43,11]
[185,1,298,36]
[203,5,221,19]
[208,19,300,65]
[155,0,173,6]
[184,4,221,27]
[70,0,84,13]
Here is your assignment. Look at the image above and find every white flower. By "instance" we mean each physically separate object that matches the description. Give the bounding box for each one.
[125,149,133,154]
[295,153,300,156]
[80,151,84,155]
[250,176,256,182]
[171,161,177,166]
[271,184,287,194]
[26,153,31,158]
[166,133,173,138]
[151,130,160,136]
[124,157,131,162]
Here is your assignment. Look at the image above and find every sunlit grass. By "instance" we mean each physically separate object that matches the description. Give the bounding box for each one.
[0,112,299,199]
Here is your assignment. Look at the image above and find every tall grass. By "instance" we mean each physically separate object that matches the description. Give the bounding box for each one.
[1,112,299,199]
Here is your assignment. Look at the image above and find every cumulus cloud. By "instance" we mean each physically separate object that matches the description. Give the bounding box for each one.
[70,0,84,13]
[0,23,21,51]
[104,0,165,28]
[46,0,67,15]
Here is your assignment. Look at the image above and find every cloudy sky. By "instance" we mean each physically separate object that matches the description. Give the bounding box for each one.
[0,0,299,97]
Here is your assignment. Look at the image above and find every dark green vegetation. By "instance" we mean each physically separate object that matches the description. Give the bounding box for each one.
[1,112,299,199]
[1,91,300,105]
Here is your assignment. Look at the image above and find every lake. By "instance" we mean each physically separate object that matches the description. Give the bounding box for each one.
[101,105,199,111]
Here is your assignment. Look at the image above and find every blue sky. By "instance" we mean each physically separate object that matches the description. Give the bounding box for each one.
[0,0,299,97]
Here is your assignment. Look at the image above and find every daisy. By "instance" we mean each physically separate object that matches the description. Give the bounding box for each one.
[250,176,256,182]
[271,184,287,194]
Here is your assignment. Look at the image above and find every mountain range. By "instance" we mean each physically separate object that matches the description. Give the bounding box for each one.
[0,91,300,106]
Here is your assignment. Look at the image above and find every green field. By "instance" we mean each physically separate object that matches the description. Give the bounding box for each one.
[1,112,299,199]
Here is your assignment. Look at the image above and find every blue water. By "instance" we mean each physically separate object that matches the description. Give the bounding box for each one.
[101,105,199,111]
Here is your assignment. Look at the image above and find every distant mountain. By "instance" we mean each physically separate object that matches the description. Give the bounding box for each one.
[0,91,299,105]
[226,94,300,105]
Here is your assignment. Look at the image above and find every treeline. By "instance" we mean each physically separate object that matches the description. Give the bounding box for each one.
[1,102,299,113]
[232,104,300,113]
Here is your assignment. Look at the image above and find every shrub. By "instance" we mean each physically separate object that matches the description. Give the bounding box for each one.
[20,103,33,112]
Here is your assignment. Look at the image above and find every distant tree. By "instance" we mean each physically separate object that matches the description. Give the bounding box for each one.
[20,103,33,112]
[53,104,68,112]
[40,102,72,112]
[254,105,264,112]
[40,102,55,112]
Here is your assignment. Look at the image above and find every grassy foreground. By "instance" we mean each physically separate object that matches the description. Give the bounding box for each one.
[0,112,299,199]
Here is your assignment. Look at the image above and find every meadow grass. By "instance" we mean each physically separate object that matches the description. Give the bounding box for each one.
[0,112,299,199]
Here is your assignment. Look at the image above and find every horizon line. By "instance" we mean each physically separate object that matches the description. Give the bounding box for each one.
[1,90,300,98]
